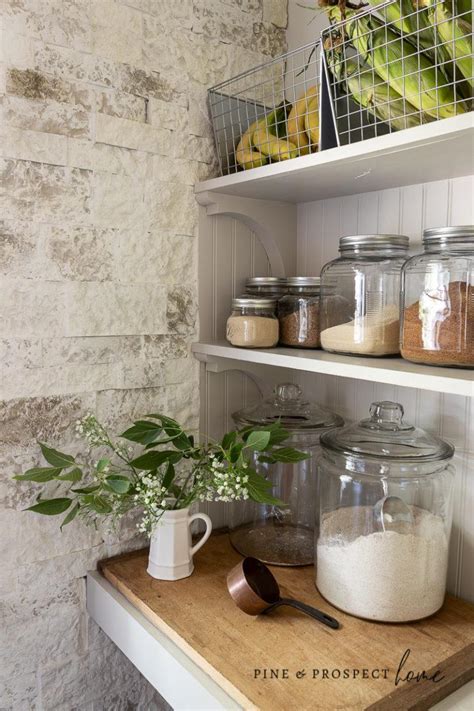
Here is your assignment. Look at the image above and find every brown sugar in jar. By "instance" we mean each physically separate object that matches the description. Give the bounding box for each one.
[401,226,474,369]
[401,281,474,366]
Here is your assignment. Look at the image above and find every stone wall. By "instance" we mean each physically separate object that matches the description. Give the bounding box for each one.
[0,1,287,708]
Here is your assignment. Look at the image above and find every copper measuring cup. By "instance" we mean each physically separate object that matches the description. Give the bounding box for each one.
[227,557,339,630]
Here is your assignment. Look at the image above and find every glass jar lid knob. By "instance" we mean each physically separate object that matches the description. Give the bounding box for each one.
[274,383,302,404]
[369,402,404,428]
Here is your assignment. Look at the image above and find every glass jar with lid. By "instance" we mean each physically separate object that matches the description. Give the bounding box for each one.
[278,277,321,348]
[320,234,409,356]
[245,276,288,299]
[401,225,474,368]
[229,383,344,566]
[226,297,279,348]
[316,401,455,622]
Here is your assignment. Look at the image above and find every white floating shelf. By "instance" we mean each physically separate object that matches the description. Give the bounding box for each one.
[192,342,474,397]
[195,114,474,203]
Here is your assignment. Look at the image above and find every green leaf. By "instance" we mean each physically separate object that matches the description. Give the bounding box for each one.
[229,443,243,463]
[267,425,290,447]
[96,459,110,472]
[105,474,131,494]
[57,468,83,482]
[26,498,72,515]
[14,467,63,482]
[246,430,272,452]
[271,447,310,463]
[120,420,162,445]
[82,495,112,514]
[222,431,237,450]
[60,502,80,529]
[39,443,75,468]
[162,462,175,489]
[145,414,192,451]
[71,484,100,494]
[256,455,276,464]
[130,450,182,470]
[246,470,284,506]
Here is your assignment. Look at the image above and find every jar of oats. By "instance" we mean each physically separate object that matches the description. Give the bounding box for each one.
[226,297,279,348]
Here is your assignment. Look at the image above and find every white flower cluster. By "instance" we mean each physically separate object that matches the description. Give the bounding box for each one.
[75,413,128,457]
[134,471,168,535]
[207,454,250,503]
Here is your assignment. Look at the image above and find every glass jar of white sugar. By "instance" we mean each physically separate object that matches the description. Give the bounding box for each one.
[226,297,279,348]
[316,401,455,623]
[320,234,409,356]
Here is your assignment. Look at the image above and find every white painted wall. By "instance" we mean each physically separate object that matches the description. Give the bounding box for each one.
[287,0,330,52]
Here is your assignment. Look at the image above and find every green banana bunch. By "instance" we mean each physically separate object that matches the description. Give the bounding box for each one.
[326,4,467,118]
[327,37,428,130]
[423,0,473,89]
[252,106,298,161]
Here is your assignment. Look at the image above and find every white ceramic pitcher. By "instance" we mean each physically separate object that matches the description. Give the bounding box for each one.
[147,507,212,581]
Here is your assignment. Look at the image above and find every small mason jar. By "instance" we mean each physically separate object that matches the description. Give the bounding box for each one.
[278,277,321,348]
[316,401,455,622]
[320,234,409,356]
[401,225,474,368]
[226,297,279,348]
[245,276,288,299]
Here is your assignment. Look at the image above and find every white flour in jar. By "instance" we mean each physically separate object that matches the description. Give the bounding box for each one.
[316,505,448,622]
[320,304,400,355]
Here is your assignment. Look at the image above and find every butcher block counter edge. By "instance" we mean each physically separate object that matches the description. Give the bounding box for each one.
[90,537,474,711]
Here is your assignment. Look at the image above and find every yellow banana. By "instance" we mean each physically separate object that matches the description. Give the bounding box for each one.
[287,86,318,155]
[235,119,267,170]
[252,109,298,162]
[304,96,319,146]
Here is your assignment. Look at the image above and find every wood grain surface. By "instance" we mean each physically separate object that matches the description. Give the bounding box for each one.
[99,533,474,711]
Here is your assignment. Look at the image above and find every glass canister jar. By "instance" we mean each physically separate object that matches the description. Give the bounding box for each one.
[320,234,409,356]
[401,225,474,368]
[278,277,321,348]
[226,297,279,348]
[316,401,455,622]
[245,276,288,299]
[229,383,344,566]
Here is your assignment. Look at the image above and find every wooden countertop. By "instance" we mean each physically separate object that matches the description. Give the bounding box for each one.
[99,533,474,711]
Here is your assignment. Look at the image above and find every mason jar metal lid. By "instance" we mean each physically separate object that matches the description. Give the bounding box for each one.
[286,276,321,287]
[339,234,409,251]
[423,225,474,244]
[232,297,277,309]
[245,276,288,286]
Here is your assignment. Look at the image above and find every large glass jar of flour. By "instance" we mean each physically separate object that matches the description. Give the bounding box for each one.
[319,234,409,356]
[229,383,344,566]
[401,226,474,368]
[316,401,455,622]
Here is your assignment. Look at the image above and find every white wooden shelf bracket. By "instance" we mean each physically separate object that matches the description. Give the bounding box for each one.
[196,190,297,277]
[194,350,295,398]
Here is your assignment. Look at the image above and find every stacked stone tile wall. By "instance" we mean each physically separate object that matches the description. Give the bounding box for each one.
[0,1,287,708]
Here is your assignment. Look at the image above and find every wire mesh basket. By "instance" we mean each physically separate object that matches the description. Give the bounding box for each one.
[208,42,321,176]
[321,0,473,146]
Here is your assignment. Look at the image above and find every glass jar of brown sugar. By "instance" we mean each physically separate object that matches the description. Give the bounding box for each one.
[401,226,474,368]
[278,277,321,348]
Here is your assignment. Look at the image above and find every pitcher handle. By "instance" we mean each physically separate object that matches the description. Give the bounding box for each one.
[189,512,212,556]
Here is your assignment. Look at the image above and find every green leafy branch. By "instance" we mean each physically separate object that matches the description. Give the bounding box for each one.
[14,413,310,534]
